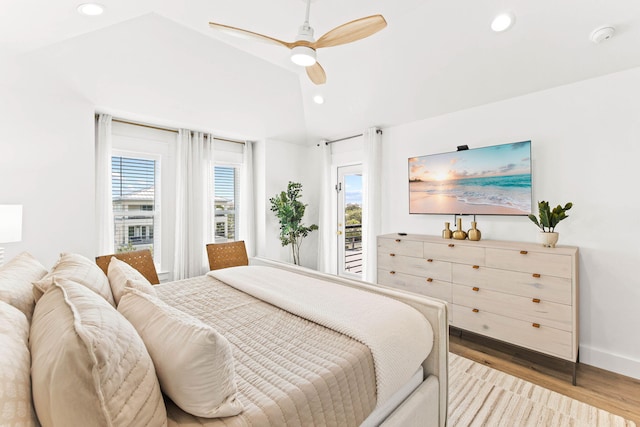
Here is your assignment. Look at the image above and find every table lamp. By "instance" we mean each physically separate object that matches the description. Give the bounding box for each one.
[0,205,23,266]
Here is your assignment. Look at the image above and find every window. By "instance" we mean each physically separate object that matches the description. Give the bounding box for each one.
[214,165,239,242]
[112,156,158,253]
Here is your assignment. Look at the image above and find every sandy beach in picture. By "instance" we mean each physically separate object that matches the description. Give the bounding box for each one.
[409,191,529,215]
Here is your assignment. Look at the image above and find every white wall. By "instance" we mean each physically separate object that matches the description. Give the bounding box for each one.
[380,66,640,379]
[0,54,95,268]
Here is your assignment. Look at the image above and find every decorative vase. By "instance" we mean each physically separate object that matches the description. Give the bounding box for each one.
[468,221,481,241]
[442,222,453,239]
[539,231,559,248]
[452,218,467,240]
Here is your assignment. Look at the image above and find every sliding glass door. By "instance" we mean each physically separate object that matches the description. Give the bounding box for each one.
[337,165,363,278]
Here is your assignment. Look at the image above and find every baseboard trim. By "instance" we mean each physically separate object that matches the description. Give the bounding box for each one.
[580,345,640,380]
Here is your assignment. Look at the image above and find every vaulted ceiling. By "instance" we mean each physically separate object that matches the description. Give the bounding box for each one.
[3,0,640,143]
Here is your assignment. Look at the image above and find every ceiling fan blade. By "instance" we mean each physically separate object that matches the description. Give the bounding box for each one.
[313,15,387,49]
[306,62,327,85]
[209,22,294,49]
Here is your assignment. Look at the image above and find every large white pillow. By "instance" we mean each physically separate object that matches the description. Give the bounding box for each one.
[30,278,167,427]
[33,252,115,306]
[0,301,38,426]
[118,288,243,418]
[107,256,155,305]
[0,251,47,321]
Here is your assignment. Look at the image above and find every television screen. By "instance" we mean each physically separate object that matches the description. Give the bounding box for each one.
[409,140,532,215]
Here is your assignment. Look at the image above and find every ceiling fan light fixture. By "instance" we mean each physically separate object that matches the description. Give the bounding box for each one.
[77,3,104,16]
[491,12,515,32]
[291,46,317,66]
[313,95,324,104]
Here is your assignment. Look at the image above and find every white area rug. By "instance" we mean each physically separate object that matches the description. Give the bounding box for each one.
[449,353,636,427]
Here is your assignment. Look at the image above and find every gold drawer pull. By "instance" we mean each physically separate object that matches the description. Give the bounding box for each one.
[472,287,479,292]
[448,243,455,248]
[472,265,480,269]
[426,278,433,283]
[532,298,541,303]
[389,253,396,257]
[426,258,433,262]
[390,271,396,275]
[532,323,540,328]
[520,250,528,255]
[395,239,401,242]
[472,308,479,313]
[532,273,541,278]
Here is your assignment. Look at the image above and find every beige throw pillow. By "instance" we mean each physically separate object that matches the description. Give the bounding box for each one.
[30,278,167,427]
[0,301,38,426]
[107,256,155,305]
[33,252,115,306]
[0,251,47,321]
[118,288,243,418]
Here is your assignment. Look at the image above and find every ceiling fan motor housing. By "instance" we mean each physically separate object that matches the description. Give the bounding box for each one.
[291,25,317,66]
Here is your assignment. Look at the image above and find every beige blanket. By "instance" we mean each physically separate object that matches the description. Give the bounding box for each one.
[208,265,434,406]
[157,274,377,426]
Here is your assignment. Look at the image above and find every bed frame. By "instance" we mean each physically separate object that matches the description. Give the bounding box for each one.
[250,257,449,427]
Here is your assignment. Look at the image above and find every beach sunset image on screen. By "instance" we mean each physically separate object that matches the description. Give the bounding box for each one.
[408,141,532,215]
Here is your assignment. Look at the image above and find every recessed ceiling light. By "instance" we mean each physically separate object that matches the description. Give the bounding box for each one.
[491,12,515,32]
[313,95,324,105]
[77,3,105,16]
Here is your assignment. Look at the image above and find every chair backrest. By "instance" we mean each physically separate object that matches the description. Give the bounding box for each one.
[206,241,249,271]
[95,249,160,284]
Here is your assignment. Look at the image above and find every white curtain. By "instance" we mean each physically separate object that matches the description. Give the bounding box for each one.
[174,130,214,279]
[95,114,114,255]
[362,127,382,282]
[317,141,336,274]
[239,141,256,257]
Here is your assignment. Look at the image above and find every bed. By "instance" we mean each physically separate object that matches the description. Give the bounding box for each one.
[0,253,448,427]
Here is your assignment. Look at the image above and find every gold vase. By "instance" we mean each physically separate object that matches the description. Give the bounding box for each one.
[452,218,467,240]
[468,221,481,241]
[442,222,453,239]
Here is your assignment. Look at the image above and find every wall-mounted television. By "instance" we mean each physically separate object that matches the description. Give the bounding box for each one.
[409,140,532,215]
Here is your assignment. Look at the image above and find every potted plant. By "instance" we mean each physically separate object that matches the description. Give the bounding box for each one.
[269,181,319,265]
[528,201,573,248]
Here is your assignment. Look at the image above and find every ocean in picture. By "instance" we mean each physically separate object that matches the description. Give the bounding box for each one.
[409,174,532,215]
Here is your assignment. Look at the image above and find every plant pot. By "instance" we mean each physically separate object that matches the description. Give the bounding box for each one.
[538,231,559,248]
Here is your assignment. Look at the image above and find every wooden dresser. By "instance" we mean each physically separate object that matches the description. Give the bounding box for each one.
[377,233,579,383]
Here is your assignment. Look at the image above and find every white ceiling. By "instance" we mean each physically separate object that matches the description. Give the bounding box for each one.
[3,0,640,143]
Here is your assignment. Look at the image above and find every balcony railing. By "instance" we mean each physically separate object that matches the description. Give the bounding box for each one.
[344,224,362,275]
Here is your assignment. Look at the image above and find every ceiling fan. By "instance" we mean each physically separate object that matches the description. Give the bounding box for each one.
[209,0,387,85]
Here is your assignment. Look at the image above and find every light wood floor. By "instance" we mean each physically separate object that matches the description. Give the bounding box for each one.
[449,328,640,425]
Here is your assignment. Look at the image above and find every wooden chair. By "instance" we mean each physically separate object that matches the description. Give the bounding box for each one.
[206,241,249,271]
[95,249,160,285]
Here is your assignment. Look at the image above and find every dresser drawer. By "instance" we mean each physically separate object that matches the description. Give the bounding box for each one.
[486,248,573,279]
[423,241,484,265]
[378,237,424,257]
[452,304,573,360]
[452,284,572,331]
[377,270,452,303]
[452,263,572,304]
[378,253,451,281]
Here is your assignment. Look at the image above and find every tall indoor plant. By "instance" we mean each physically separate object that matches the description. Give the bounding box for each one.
[269,181,318,265]
[528,200,573,247]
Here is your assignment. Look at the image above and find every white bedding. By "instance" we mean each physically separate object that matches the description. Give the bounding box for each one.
[208,265,434,407]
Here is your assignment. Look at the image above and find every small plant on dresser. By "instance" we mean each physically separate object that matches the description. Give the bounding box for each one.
[528,201,573,248]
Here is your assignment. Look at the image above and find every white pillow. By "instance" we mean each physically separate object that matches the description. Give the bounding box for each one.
[0,251,47,321]
[107,256,155,305]
[118,288,243,418]
[33,252,115,306]
[30,278,167,427]
[0,301,38,426]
